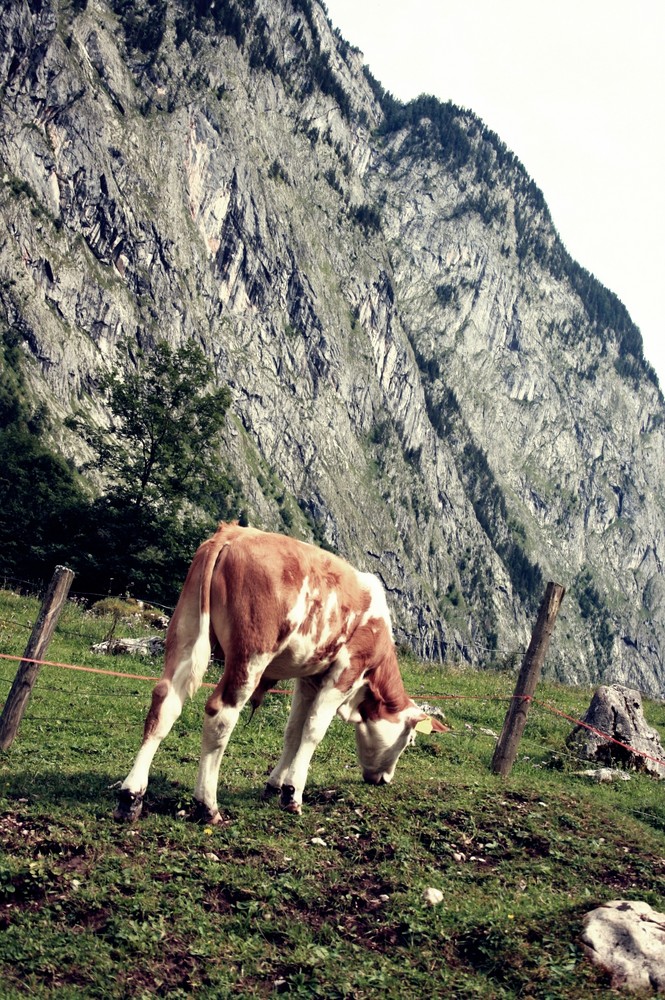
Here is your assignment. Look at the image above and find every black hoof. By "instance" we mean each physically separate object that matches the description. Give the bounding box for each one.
[113,788,144,822]
[279,785,301,814]
[191,799,222,825]
[261,782,281,801]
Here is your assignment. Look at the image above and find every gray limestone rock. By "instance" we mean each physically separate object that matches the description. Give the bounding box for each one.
[92,637,166,658]
[567,684,665,778]
[582,899,665,993]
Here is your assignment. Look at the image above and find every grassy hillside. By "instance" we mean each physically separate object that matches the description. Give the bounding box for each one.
[0,588,664,998]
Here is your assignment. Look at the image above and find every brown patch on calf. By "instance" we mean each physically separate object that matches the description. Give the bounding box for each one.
[312,636,344,666]
[249,673,275,714]
[338,616,410,721]
[281,552,306,591]
[210,540,290,663]
[143,680,170,738]
[320,558,341,591]
[204,691,222,717]
[204,655,250,715]
[273,618,294,652]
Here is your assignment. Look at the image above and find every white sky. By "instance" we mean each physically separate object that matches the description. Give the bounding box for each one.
[324,0,665,389]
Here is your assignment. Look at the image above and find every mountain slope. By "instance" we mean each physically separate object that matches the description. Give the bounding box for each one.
[1,0,663,696]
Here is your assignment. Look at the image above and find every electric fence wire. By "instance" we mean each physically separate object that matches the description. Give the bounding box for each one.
[0,613,174,651]
[2,581,522,663]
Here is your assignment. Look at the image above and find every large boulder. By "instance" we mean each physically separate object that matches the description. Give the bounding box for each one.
[566,684,665,779]
[582,899,665,992]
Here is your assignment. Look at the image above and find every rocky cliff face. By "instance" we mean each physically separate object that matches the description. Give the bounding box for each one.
[2,0,664,696]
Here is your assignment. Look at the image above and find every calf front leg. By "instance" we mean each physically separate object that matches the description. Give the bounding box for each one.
[270,681,347,815]
[264,678,318,805]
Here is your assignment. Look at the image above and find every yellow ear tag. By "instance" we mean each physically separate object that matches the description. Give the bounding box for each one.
[415,718,433,735]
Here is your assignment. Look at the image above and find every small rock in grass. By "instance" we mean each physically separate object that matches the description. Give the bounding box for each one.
[575,768,631,782]
[422,887,444,907]
[310,836,327,847]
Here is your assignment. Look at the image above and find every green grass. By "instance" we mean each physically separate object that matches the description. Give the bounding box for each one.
[0,588,664,998]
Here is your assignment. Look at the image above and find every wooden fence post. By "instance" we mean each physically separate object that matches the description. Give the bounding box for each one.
[491,581,565,777]
[0,565,75,750]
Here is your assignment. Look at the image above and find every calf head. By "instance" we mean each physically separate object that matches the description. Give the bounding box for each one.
[354,702,448,785]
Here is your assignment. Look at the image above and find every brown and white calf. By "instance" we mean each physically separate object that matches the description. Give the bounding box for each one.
[115,523,446,822]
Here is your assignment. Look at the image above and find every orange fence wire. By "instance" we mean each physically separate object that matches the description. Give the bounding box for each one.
[1,650,664,769]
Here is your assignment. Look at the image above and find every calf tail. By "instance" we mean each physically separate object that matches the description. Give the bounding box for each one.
[246,674,275,724]
[165,527,232,699]
[190,530,233,697]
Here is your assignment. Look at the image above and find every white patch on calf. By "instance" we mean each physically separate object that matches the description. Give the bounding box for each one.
[336,681,367,723]
[358,572,393,633]
[270,576,319,673]
[317,589,340,646]
[183,610,213,699]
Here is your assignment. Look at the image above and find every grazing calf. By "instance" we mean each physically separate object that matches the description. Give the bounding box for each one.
[114,523,446,822]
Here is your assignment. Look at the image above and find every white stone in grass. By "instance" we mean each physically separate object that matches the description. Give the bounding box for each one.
[575,768,632,782]
[310,836,327,847]
[422,887,444,907]
[582,899,665,992]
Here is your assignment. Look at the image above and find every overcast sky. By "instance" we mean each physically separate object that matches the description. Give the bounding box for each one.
[324,0,665,389]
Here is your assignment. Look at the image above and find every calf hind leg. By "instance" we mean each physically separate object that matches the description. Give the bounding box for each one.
[193,655,271,824]
[115,635,210,821]
[114,679,186,820]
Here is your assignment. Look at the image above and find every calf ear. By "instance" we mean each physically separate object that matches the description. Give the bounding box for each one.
[337,695,364,723]
[337,703,363,723]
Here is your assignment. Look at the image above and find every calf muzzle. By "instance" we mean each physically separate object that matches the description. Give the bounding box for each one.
[362,771,388,786]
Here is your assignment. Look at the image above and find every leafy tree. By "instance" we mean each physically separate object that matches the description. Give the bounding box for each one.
[352,203,381,234]
[69,339,243,602]
[574,569,615,671]
[89,340,232,514]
